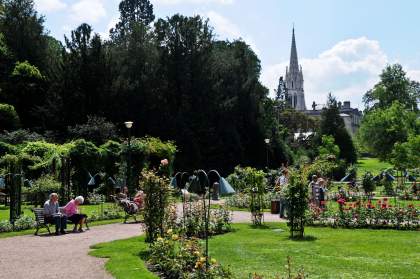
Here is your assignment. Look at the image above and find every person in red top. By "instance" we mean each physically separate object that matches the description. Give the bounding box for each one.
[63,196,87,232]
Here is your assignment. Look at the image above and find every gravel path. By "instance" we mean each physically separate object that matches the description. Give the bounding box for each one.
[0,223,143,279]
[0,207,285,279]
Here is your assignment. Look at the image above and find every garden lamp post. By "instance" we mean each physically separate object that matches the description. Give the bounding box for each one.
[124,121,133,193]
[264,138,270,168]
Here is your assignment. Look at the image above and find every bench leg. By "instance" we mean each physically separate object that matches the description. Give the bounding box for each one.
[34,225,39,236]
[46,225,51,235]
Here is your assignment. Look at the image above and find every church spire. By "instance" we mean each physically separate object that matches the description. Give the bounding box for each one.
[289,27,299,73]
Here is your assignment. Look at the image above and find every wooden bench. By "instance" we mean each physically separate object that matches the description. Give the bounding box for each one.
[33,208,90,235]
[33,208,52,235]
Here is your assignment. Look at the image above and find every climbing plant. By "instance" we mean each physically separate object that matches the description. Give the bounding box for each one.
[286,170,308,238]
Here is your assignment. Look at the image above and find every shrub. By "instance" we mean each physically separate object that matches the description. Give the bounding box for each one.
[0,141,17,157]
[361,172,375,195]
[180,201,232,238]
[0,129,44,144]
[306,199,419,230]
[148,231,232,279]
[25,175,61,206]
[67,116,117,145]
[286,171,308,238]
[0,220,13,232]
[303,157,346,181]
[141,170,172,242]
[227,166,267,192]
[13,215,36,230]
[0,103,20,131]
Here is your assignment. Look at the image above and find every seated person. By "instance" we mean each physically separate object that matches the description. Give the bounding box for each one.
[63,196,87,233]
[117,186,129,200]
[44,193,67,235]
[133,190,145,209]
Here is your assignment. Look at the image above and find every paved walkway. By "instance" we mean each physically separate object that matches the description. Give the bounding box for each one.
[0,209,284,279]
[0,223,142,279]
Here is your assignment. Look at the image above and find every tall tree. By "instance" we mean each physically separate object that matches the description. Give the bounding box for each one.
[320,94,357,164]
[0,0,47,70]
[110,0,155,40]
[363,64,418,112]
[358,101,418,161]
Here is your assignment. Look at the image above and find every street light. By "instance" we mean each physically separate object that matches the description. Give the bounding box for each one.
[264,138,270,168]
[124,121,133,193]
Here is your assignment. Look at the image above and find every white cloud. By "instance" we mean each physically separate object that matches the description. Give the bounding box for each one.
[99,16,119,40]
[206,11,260,55]
[407,70,420,82]
[70,0,107,24]
[152,0,234,5]
[35,0,67,13]
[261,37,390,109]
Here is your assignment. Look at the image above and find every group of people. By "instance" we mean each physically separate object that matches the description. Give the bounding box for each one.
[308,175,328,209]
[275,168,329,219]
[43,193,87,235]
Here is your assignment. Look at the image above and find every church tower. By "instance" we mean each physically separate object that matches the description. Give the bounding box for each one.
[285,28,306,111]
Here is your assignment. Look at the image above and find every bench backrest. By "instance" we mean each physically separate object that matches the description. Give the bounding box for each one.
[33,208,45,223]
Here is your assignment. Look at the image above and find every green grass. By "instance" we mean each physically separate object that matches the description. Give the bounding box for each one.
[90,223,419,279]
[357,157,392,176]
[90,235,158,279]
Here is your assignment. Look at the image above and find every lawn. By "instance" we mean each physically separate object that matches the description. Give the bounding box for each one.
[357,157,392,176]
[90,223,419,279]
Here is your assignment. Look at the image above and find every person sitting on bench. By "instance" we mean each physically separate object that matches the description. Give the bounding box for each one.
[63,196,87,233]
[44,193,67,235]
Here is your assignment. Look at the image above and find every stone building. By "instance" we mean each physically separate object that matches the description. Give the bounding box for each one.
[277,28,362,136]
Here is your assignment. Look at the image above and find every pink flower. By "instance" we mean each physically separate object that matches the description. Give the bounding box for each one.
[160,159,169,166]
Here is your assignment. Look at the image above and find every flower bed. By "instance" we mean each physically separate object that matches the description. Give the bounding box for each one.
[147,230,232,279]
[306,198,419,230]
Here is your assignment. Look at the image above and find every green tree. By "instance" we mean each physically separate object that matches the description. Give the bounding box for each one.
[0,103,20,131]
[392,134,420,170]
[363,64,418,111]
[358,102,418,161]
[318,135,340,158]
[111,0,155,40]
[0,0,47,70]
[8,61,45,127]
[320,94,357,164]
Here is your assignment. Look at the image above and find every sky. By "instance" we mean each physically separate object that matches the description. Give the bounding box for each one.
[34,0,420,109]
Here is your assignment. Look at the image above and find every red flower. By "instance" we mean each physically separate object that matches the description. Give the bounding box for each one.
[337,198,346,205]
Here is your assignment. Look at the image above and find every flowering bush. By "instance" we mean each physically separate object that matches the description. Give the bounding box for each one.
[148,230,232,279]
[306,198,419,230]
[13,215,36,231]
[141,170,172,242]
[180,201,232,238]
[0,220,13,232]
[225,193,272,209]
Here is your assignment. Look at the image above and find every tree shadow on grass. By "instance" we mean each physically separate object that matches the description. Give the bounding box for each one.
[248,224,272,230]
[289,235,317,242]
